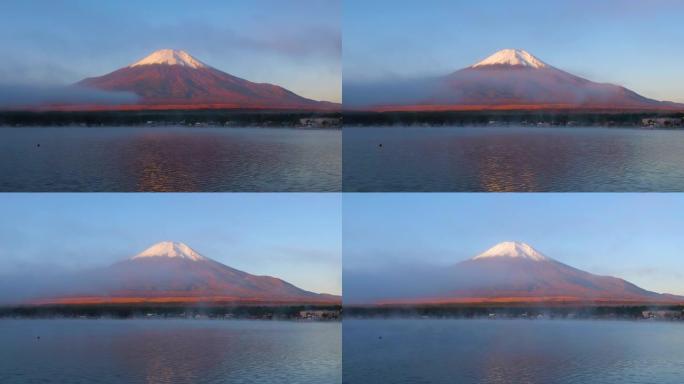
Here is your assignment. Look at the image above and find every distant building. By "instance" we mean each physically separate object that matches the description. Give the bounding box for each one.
[642,310,681,319]
[298,310,340,320]
[641,117,683,127]
[298,117,341,127]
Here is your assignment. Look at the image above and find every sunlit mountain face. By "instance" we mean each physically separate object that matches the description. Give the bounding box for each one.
[344,49,683,111]
[30,241,340,305]
[74,49,338,111]
[345,241,684,305]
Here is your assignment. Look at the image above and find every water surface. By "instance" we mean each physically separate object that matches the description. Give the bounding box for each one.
[343,126,684,191]
[0,319,341,384]
[343,319,684,384]
[0,127,341,191]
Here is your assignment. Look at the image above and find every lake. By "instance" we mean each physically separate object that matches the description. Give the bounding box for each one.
[0,127,341,192]
[343,319,684,384]
[0,319,341,384]
[343,126,684,191]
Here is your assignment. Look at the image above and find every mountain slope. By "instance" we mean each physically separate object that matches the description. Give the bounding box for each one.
[346,241,682,305]
[33,241,339,305]
[76,49,336,110]
[345,49,682,111]
[445,242,660,301]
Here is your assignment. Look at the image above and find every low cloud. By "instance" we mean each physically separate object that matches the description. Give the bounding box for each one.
[343,76,439,107]
[0,84,139,108]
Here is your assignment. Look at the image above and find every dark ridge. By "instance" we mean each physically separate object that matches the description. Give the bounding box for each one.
[344,304,684,320]
[0,303,342,320]
[0,110,341,127]
[343,110,684,127]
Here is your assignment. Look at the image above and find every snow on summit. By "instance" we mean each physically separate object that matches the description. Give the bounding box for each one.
[471,49,548,69]
[472,241,549,261]
[129,49,207,69]
[132,241,207,261]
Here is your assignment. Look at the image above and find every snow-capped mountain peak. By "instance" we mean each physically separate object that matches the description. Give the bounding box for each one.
[131,241,207,261]
[472,241,549,261]
[471,49,548,69]
[129,49,207,69]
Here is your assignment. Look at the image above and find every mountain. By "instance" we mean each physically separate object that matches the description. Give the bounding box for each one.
[75,49,337,110]
[32,241,340,305]
[345,49,682,111]
[346,241,682,305]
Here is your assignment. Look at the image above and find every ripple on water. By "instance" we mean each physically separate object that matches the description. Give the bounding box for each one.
[0,319,341,384]
[0,127,341,192]
[343,126,684,192]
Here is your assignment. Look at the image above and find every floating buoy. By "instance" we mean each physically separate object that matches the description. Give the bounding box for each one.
[378,143,383,148]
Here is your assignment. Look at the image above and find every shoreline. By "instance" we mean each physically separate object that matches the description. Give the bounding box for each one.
[343,110,684,128]
[0,124,341,130]
[0,303,342,321]
[0,109,342,128]
[0,317,341,322]
[343,123,683,130]
[344,304,684,322]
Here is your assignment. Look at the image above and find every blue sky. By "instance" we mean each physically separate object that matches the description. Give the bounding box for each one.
[0,0,340,102]
[0,194,341,295]
[344,194,684,295]
[2,193,683,296]
[344,0,684,103]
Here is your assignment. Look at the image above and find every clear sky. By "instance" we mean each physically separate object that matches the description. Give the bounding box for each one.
[0,194,341,295]
[344,0,684,103]
[0,0,340,102]
[344,194,684,295]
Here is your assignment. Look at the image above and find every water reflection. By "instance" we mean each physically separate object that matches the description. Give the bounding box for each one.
[343,126,684,192]
[0,127,341,192]
[0,320,341,384]
[114,327,231,383]
[343,319,684,384]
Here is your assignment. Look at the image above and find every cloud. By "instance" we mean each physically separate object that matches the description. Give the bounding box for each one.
[343,76,440,107]
[162,23,340,60]
[0,9,340,83]
[271,246,341,264]
[0,84,139,107]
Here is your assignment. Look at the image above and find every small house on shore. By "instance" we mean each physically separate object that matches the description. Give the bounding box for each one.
[298,310,340,320]
[642,310,682,319]
[640,117,683,127]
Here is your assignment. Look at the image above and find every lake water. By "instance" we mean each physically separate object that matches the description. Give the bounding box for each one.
[343,126,684,191]
[343,319,684,384]
[0,319,341,384]
[0,127,341,191]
